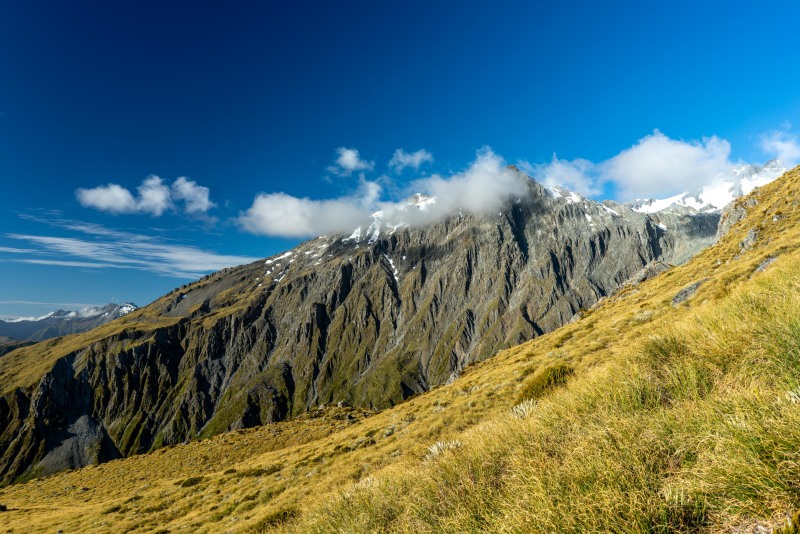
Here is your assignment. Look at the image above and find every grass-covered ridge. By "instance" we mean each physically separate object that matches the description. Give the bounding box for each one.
[1,167,800,532]
[289,256,800,532]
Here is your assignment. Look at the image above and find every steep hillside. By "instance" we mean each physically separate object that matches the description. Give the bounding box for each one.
[0,168,797,533]
[0,170,722,484]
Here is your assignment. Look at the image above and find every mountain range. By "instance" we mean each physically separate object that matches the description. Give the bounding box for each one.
[0,303,138,343]
[0,164,797,532]
[0,167,731,485]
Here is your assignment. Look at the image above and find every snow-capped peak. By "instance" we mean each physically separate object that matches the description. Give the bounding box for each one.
[117,302,138,317]
[629,160,786,214]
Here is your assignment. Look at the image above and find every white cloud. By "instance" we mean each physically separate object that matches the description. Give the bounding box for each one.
[238,179,380,238]
[76,176,216,217]
[521,130,736,200]
[602,131,732,199]
[239,148,529,238]
[520,156,601,197]
[403,148,527,218]
[172,177,216,214]
[136,176,172,216]
[76,183,137,214]
[17,259,122,269]
[328,147,375,176]
[389,148,434,173]
[760,130,800,166]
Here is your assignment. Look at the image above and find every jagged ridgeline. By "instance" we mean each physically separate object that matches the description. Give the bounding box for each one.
[0,170,720,483]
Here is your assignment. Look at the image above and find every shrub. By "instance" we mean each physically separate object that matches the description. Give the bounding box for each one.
[177,476,205,488]
[516,364,574,403]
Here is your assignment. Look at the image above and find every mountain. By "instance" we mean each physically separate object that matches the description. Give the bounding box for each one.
[0,303,138,342]
[0,166,796,533]
[624,159,786,213]
[0,169,727,484]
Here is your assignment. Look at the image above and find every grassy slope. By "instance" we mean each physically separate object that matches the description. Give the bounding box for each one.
[1,168,800,532]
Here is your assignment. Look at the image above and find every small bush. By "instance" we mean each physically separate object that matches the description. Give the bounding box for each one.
[516,364,574,403]
[101,504,124,514]
[177,476,205,488]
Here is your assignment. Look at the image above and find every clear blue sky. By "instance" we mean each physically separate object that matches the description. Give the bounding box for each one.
[2,0,800,318]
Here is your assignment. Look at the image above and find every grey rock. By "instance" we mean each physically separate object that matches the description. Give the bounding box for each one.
[35,415,120,477]
[740,228,759,251]
[672,279,709,305]
[622,261,671,287]
[754,256,778,274]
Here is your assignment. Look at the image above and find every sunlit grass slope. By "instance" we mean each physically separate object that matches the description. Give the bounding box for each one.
[2,167,800,533]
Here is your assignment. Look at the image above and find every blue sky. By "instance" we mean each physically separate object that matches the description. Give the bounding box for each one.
[2,0,800,318]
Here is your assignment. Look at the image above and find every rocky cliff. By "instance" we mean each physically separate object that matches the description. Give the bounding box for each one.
[0,172,722,483]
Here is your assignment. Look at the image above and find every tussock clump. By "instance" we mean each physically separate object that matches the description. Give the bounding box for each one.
[424,440,462,461]
[509,398,537,419]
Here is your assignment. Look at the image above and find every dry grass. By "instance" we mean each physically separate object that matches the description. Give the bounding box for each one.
[1,168,800,532]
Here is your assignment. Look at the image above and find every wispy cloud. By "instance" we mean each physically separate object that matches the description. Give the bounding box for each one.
[6,217,258,278]
[0,246,35,253]
[389,148,434,173]
[76,175,216,218]
[15,259,123,268]
[239,147,528,238]
[0,300,104,307]
[327,147,375,176]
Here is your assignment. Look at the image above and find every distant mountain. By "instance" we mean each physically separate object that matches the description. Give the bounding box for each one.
[0,302,138,342]
[624,160,786,214]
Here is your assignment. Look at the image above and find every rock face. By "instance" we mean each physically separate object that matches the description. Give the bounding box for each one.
[0,173,721,484]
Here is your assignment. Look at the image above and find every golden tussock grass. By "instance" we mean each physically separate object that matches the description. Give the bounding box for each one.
[1,167,800,532]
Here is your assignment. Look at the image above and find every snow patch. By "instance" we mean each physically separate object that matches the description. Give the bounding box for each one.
[383,255,400,283]
[265,251,294,264]
[601,205,619,216]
